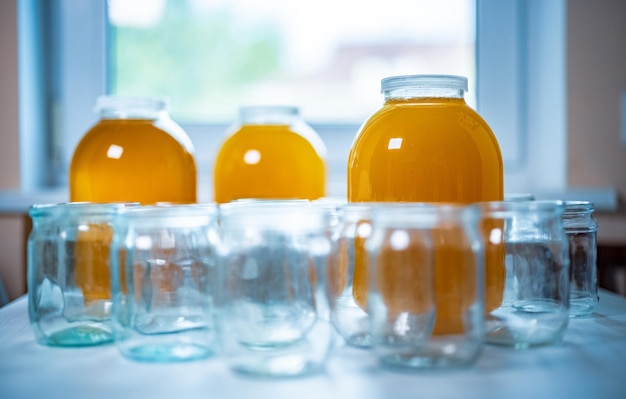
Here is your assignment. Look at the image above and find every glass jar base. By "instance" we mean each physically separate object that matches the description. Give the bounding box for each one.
[485,327,566,349]
[231,354,323,378]
[569,297,597,318]
[344,332,373,349]
[42,325,113,347]
[378,351,480,371]
[121,343,214,363]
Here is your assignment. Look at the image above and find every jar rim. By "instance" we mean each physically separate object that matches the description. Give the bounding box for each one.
[475,200,565,215]
[381,74,468,94]
[563,200,595,213]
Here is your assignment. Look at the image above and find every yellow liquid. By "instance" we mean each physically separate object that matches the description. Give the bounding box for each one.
[73,223,113,302]
[213,124,326,203]
[348,97,504,334]
[69,118,197,205]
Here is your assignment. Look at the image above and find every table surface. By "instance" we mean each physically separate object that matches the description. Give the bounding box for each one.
[1,290,626,399]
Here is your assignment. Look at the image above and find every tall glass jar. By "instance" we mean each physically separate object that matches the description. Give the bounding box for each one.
[347,75,505,313]
[69,96,198,205]
[562,201,598,317]
[213,106,327,204]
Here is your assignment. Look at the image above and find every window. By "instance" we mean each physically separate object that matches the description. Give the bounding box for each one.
[19,0,568,201]
[108,0,476,124]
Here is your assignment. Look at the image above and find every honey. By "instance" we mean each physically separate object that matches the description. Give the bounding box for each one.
[69,97,197,205]
[213,106,326,204]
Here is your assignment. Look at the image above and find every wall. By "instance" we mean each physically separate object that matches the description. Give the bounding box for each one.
[568,0,626,245]
[0,0,28,302]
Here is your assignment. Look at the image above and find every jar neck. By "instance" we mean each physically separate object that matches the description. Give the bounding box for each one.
[239,106,300,125]
[96,96,169,120]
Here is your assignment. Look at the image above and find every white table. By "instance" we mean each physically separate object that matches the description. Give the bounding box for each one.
[1,290,626,399]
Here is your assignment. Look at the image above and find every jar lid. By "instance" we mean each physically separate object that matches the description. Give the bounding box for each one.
[381,75,468,94]
[239,105,300,124]
[95,96,170,118]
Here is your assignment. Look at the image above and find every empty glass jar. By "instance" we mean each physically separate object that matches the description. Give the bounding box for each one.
[562,201,598,317]
[329,203,374,348]
[478,201,570,348]
[365,203,484,369]
[28,202,136,346]
[109,204,220,362]
[216,200,335,376]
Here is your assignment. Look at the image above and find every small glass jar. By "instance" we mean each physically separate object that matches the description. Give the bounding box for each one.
[69,96,197,205]
[478,201,570,348]
[213,106,327,203]
[110,204,220,362]
[28,202,135,346]
[365,203,484,370]
[562,201,599,317]
[217,200,334,377]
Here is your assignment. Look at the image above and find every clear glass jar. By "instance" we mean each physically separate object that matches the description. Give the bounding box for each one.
[69,96,197,205]
[28,204,65,345]
[365,203,484,369]
[217,200,334,376]
[329,203,374,348]
[562,201,598,317]
[213,106,327,203]
[28,202,135,346]
[110,204,220,362]
[478,201,570,348]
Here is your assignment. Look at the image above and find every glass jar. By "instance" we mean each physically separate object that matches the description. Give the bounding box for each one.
[348,75,503,203]
[28,204,65,345]
[69,96,198,205]
[329,203,374,348]
[347,75,505,314]
[217,200,334,376]
[110,204,220,362]
[28,202,135,346]
[562,201,598,317]
[478,201,570,348]
[213,106,327,204]
[365,203,484,369]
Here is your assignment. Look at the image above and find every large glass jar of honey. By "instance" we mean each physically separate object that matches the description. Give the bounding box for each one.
[213,106,327,204]
[69,96,197,205]
[347,75,504,334]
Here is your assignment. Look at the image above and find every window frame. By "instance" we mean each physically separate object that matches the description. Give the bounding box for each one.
[23,0,568,200]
